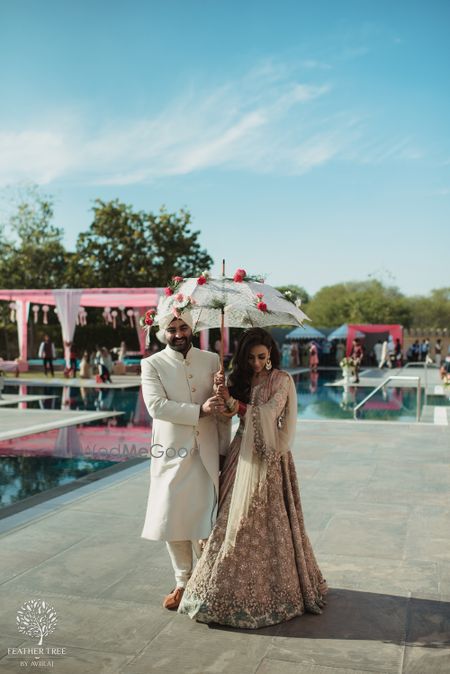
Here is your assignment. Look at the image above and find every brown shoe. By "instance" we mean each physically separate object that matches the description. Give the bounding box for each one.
[162,587,185,610]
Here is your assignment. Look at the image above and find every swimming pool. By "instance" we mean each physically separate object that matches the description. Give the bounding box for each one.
[0,383,149,512]
[0,371,426,512]
[294,369,424,422]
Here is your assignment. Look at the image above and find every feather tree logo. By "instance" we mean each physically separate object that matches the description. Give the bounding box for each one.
[16,599,58,645]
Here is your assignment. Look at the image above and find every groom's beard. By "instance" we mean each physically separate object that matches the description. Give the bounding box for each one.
[167,334,193,355]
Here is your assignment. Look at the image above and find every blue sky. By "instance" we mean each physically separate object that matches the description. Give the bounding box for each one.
[1,0,449,295]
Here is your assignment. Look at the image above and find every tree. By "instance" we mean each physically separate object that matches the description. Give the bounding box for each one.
[68,200,213,287]
[306,280,413,327]
[0,185,68,289]
[407,287,450,328]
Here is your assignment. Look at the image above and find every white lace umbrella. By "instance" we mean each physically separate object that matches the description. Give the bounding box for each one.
[155,271,310,368]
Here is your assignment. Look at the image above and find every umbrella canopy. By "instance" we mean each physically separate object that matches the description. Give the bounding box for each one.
[286,326,326,340]
[155,276,310,331]
[149,272,310,368]
[327,324,365,341]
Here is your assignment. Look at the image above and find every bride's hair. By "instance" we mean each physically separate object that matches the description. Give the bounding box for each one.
[228,328,280,404]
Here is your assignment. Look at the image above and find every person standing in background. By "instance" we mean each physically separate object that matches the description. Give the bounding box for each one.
[394,338,402,368]
[38,335,56,377]
[350,338,364,383]
[435,339,442,367]
[309,341,319,372]
[374,340,383,366]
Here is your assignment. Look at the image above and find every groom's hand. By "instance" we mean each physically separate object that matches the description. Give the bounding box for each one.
[201,395,225,416]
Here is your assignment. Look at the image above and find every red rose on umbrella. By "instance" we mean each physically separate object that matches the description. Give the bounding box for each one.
[164,287,174,296]
[144,317,154,326]
[233,268,247,282]
[172,276,184,283]
[257,301,268,312]
[197,275,207,285]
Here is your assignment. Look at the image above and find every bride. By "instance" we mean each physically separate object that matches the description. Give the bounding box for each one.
[178,327,327,628]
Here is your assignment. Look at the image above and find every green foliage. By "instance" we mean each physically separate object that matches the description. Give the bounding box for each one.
[67,200,213,287]
[0,185,68,289]
[407,287,450,328]
[306,280,413,327]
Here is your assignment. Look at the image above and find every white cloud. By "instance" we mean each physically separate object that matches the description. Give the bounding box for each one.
[0,65,337,186]
[0,61,424,187]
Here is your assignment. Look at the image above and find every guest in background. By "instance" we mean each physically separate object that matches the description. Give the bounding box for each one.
[411,340,420,362]
[419,338,429,363]
[350,338,364,383]
[118,341,127,362]
[64,341,78,377]
[394,339,402,368]
[38,335,56,377]
[435,339,442,367]
[309,341,319,372]
[374,340,383,366]
[97,347,113,383]
[80,351,92,379]
[440,357,450,385]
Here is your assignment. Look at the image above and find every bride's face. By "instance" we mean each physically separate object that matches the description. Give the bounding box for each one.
[248,344,270,373]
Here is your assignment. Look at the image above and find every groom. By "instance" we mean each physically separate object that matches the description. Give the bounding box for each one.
[140,309,231,610]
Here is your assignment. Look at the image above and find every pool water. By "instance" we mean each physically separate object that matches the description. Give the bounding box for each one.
[294,370,424,422]
[0,371,424,510]
[0,383,149,510]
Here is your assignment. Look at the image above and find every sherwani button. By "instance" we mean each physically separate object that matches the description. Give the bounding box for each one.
[188,374,193,379]
[191,387,196,392]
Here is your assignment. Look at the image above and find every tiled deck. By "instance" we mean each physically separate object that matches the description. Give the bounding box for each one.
[0,409,123,440]
[0,421,449,673]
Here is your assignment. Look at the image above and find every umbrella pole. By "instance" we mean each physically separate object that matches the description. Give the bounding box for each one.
[220,258,225,371]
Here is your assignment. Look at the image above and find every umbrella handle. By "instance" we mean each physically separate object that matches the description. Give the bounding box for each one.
[220,309,225,370]
[220,258,226,370]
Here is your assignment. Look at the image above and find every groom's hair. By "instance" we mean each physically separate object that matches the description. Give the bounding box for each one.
[228,328,280,404]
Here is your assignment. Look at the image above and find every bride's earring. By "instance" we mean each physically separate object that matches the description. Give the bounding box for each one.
[265,357,272,371]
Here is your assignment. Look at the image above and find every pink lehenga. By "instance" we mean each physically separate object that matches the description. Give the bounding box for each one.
[178,368,328,629]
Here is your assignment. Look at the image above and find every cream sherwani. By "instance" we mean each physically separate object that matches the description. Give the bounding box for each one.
[141,345,231,541]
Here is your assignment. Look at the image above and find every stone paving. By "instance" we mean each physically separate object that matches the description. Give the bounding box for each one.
[0,421,449,673]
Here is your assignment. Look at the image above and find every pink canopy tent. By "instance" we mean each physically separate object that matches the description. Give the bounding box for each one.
[0,287,220,364]
[0,288,163,364]
[346,324,403,357]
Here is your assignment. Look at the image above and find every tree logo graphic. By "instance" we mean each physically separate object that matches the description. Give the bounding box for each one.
[16,599,58,645]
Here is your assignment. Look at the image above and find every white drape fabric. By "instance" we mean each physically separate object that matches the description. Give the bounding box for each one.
[53,290,83,366]
[16,301,30,361]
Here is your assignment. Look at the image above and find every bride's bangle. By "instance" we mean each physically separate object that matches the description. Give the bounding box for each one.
[220,399,239,417]
[226,396,236,410]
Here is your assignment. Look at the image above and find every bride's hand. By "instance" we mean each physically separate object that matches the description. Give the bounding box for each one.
[214,369,225,386]
[217,383,230,401]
